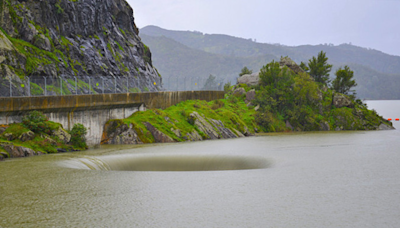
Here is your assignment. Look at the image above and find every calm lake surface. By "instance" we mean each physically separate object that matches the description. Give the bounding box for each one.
[1,100,399,228]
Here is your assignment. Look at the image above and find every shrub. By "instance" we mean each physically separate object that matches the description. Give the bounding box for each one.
[22,111,51,134]
[69,123,88,149]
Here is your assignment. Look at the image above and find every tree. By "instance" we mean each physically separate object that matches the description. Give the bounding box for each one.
[299,62,309,72]
[331,65,357,96]
[256,61,294,114]
[307,51,332,85]
[239,66,253,76]
[203,74,218,90]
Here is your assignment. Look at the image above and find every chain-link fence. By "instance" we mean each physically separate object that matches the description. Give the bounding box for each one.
[162,76,225,92]
[0,75,225,97]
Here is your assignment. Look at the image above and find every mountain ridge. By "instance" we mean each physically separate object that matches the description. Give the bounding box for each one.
[140,25,400,99]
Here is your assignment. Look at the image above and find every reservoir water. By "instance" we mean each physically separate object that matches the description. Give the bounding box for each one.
[1,100,400,227]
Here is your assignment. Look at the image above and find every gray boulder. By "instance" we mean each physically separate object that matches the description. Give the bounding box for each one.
[246,89,256,103]
[237,72,260,86]
[19,131,35,142]
[233,87,246,96]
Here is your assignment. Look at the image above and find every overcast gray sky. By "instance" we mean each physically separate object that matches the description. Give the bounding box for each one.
[127,0,400,57]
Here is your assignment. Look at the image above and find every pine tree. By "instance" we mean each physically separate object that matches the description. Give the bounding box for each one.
[307,51,332,85]
[239,66,253,76]
[332,65,357,95]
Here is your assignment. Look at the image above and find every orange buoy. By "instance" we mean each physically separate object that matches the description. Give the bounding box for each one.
[388,118,392,121]
[396,118,400,121]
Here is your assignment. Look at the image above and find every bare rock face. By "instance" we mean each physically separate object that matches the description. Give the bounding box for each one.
[144,122,174,143]
[0,0,162,96]
[333,93,353,108]
[208,119,238,138]
[184,131,203,141]
[189,112,219,139]
[101,120,143,144]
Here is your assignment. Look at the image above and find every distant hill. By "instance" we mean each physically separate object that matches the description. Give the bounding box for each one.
[141,25,400,99]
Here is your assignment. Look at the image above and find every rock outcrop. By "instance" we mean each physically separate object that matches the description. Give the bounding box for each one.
[101,110,250,145]
[0,143,38,158]
[237,72,260,86]
[279,57,305,74]
[101,120,143,144]
[333,93,353,108]
[0,0,162,96]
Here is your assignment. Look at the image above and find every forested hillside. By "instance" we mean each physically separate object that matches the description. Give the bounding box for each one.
[141,26,400,99]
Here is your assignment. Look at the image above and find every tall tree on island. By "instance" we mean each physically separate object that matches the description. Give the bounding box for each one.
[302,51,332,85]
[331,65,357,96]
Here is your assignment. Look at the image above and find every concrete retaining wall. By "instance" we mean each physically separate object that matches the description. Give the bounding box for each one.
[0,91,224,146]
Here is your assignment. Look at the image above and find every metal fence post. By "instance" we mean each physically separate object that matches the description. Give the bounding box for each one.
[74,76,77,95]
[102,77,104,94]
[88,77,91,94]
[9,76,12,97]
[43,76,47,96]
[113,76,116,93]
[27,76,30,97]
[126,76,129,93]
[60,77,63,96]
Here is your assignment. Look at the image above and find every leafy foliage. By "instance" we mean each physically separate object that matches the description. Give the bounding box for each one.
[307,51,332,85]
[21,111,51,134]
[251,58,390,132]
[69,123,88,149]
[332,65,357,96]
[239,66,253,76]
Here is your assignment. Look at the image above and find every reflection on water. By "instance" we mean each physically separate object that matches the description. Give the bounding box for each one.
[63,154,270,171]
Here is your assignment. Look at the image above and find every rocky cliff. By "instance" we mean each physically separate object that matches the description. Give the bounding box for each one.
[0,0,161,96]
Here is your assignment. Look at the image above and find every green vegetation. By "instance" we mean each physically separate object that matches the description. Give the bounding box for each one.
[239,66,253,76]
[251,58,390,132]
[69,123,88,149]
[332,66,357,96]
[302,51,332,85]
[113,97,256,143]
[21,110,53,134]
[0,111,87,156]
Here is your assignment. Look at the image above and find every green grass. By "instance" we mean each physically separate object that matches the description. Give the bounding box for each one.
[118,96,257,143]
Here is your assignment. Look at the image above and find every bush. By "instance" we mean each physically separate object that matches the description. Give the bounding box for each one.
[69,123,88,149]
[22,111,51,134]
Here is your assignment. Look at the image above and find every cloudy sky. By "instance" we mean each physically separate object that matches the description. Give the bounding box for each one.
[127,0,400,57]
